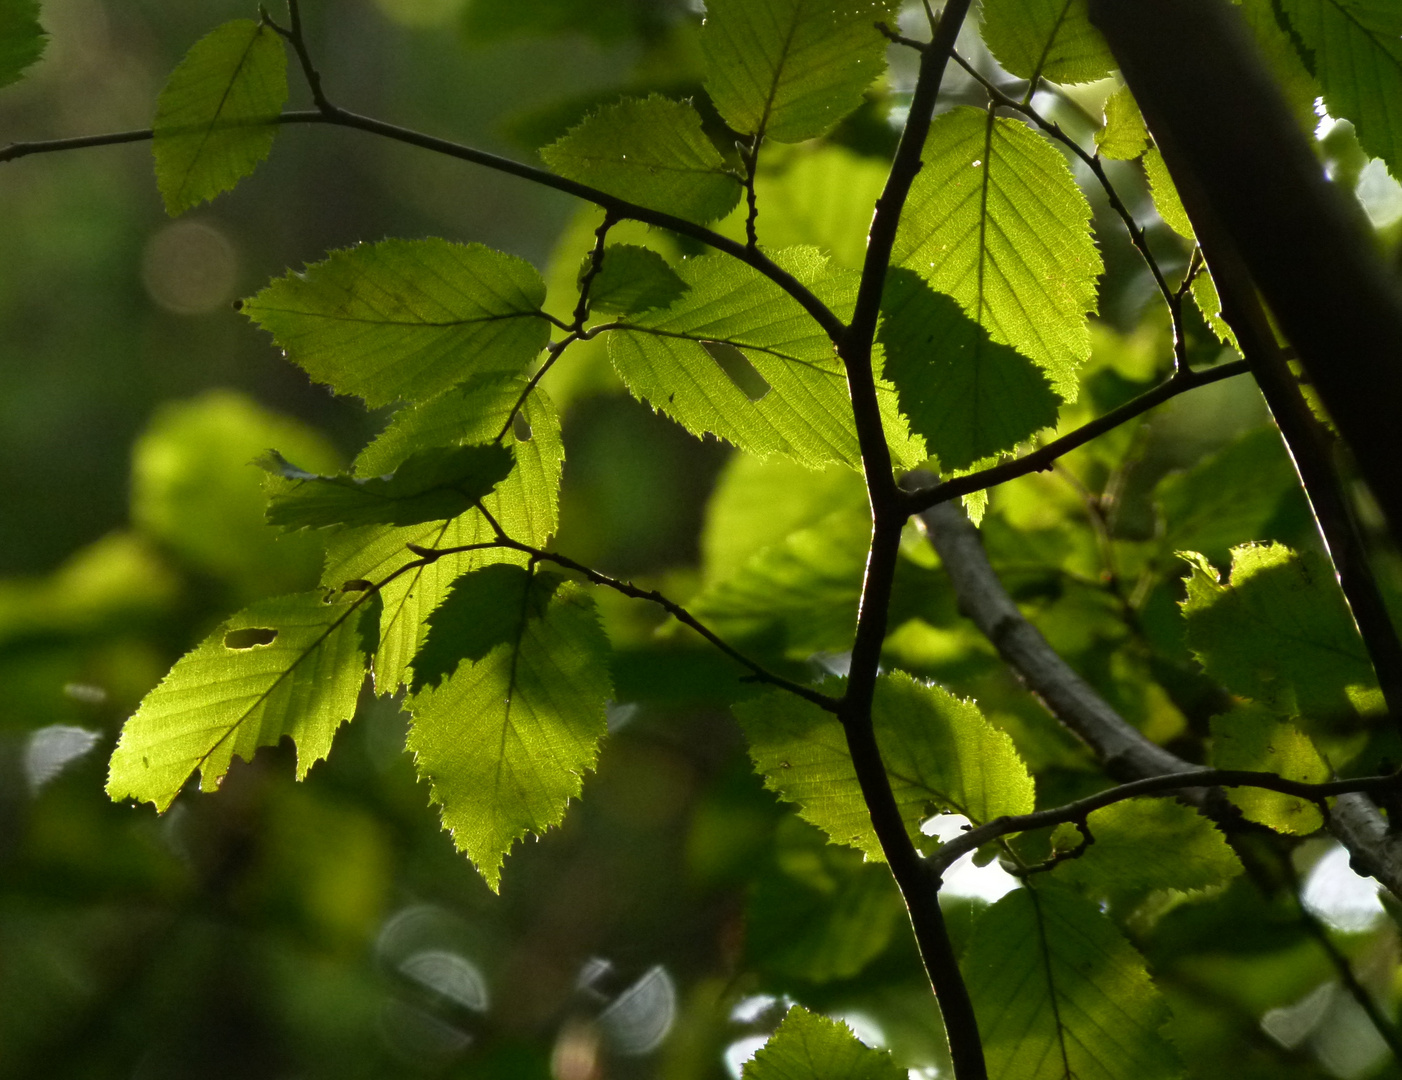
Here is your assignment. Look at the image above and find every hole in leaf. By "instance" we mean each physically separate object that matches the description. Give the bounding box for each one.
[703,341,770,402]
[225,627,278,650]
[512,412,533,442]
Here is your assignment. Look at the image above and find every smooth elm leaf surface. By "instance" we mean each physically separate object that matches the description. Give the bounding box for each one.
[242,239,551,408]
[701,0,899,143]
[152,19,288,215]
[405,573,611,891]
[1278,0,1402,177]
[541,95,741,223]
[964,883,1184,1080]
[980,0,1116,84]
[735,671,1034,860]
[608,246,923,469]
[1180,544,1378,723]
[895,107,1102,397]
[741,1005,904,1080]
[263,443,513,530]
[328,382,563,691]
[107,590,377,811]
[0,0,46,89]
[878,268,1060,470]
[586,244,689,315]
[1211,705,1331,835]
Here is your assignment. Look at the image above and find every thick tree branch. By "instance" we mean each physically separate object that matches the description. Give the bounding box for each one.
[917,495,1402,901]
[1087,0,1402,548]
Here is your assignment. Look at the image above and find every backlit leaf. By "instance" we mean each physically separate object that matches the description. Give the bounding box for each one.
[979,0,1117,84]
[747,145,890,267]
[1144,146,1194,240]
[1180,544,1378,724]
[1278,0,1402,177]
[107,590,377,811]
[742,1005,905,1080]
[895,107,1102,397]
[735,671,1034,860]
[0,0,46,89]
[405,570,611,890]
[262,443,514,531]
[153,19,288,216]
[326,382,562,692]
[242,239,551,408]
[541,95,741,223]
[701,0,899,143]
[1211,705,1330,834]
[607,246,924,470]
[586,244,689,315]
[878,268,1060,470]
[1096,85,1148,161]
[964,883,1184,1080]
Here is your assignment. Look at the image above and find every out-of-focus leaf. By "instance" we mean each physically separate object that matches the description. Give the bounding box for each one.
[405,570,611,891]
[242,239,551,408]
[979,0,1117,84]
[608,246,923,469]
[586,244,689,315]
[735,671,1034,860]
[541,95,741,223]
[152,20,288,215]
[1180,544,1378,723]
[1097,85,1148,160]
[746,817,906,983]
[964,883,1185,1080]
[131,391,336,597]
[1157,427,1298,564]
[327,383,562,692]
[1211,705,1330,834]
[747,145,889,267]
[107,590,377,811]
[1278,0,1402,177]
[1237,0,1324,133]
[742,1005,905,1080]
[701,0,899,143]
[0,0,46,89]
[1048,798,1242,906]
[262,443,514,531]
[895,107,1102,397]
[878,268,1060,470]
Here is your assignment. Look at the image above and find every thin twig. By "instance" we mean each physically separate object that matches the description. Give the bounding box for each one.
[902,359,1249,513]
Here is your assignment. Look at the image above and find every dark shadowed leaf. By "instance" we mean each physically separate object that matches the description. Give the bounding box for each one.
[0,0,46,89]
[586,244,689,315]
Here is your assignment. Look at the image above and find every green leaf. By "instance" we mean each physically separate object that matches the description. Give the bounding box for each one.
[242,239,551,408]
[747,145,891,268]
[1096,86,1148,161]
[1157,427,1298,564]
[1237,0,1325,133]
[0,0,46,89]
[152,19,288,216]
[979,0,1117,84]
[107,590,377,811]
[1278,0,1402,177]
[262,443,514,531]
[404,570,611,890]
[895,107,1103,398]
[607,246,924,470]
[1048,799,1242,907]
[1211,705,1331,834]
[410,562,535,691]
[878,268,1060,471]
[585,244,689,315]
[964,884,1184,1080]
[688,506,870,657]
[326,381,563,692]
[746,818,906,984]
[1144,146,1195,240]
[742,1005,905,1080]
[734,671,1035,860]
[701,0,899,143]
[1180,544,1379,724]
[541,95,741,223]
[1189,266,1240,351]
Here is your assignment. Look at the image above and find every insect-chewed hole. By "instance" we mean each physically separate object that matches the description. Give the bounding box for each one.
[512,412,533,442]
[225,627,278,650]
[703,341,770,402]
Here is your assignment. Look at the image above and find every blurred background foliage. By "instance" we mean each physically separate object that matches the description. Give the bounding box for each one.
[3,1,1402,1077]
